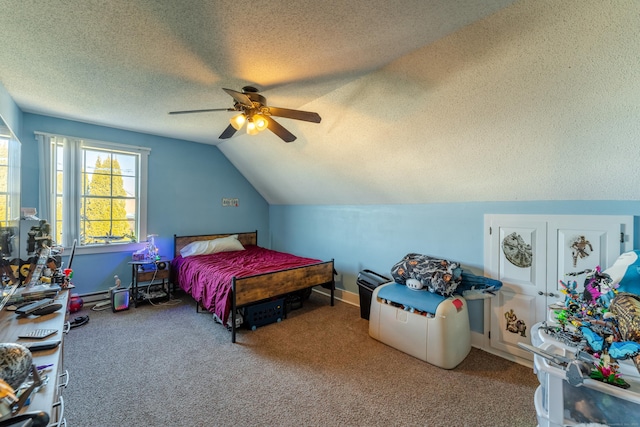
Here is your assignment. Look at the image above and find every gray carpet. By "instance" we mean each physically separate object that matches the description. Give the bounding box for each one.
[63,292,539,426]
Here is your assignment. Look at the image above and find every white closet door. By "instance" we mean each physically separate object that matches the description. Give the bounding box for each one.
[484,214,633,363]
[485,216,547,360]
[547,215,633,298]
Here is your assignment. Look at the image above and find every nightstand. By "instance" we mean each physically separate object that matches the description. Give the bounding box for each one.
[129,257,171,307]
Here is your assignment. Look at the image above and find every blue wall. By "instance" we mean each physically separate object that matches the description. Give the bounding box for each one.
[4,86,640,335]
[270,202,640,332]
[19,113,269,294]
[0,82,21,137]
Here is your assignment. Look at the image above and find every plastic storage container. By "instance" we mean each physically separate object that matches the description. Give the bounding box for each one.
[356,269,391,320]
[244,298,285,331]
[369,282,471,369]
[533,323,640,427]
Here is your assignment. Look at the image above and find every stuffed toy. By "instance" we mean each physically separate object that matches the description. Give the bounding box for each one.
[390,253,462,296]
[603,250,640,295]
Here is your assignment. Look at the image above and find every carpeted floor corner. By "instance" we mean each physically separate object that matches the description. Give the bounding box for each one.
[63,292,539,426]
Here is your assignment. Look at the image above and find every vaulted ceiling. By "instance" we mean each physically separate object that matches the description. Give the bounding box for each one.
[2,1,638,204]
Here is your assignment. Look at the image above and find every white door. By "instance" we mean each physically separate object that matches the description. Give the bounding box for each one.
[485,216,547,360]
[547,215,633,300]
[484,214,633,362]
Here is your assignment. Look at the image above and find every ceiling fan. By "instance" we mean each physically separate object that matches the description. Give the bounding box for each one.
[169,86,321,142]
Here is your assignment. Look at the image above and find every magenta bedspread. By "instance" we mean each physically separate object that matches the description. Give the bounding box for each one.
[171,245,322,322]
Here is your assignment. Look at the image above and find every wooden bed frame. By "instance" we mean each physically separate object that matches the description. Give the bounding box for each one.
[173,231,335,342]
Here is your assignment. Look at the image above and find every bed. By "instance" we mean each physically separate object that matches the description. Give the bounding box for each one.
[172,231,335,342]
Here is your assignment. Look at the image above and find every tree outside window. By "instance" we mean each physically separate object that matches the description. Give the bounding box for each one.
[46,134,148,249]
[81,153,136,244]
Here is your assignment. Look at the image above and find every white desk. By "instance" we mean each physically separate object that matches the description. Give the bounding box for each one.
[0,290,69,425]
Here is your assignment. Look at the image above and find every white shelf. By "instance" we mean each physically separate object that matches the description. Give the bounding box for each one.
[533,325,640,426]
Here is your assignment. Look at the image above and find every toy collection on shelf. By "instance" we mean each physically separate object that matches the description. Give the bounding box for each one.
[542,264,640,389]
[0,219,76,316]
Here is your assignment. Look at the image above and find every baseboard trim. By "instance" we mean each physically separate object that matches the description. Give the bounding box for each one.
[313,287,359,306]
[82,287,360,306]
[78,290,110,303]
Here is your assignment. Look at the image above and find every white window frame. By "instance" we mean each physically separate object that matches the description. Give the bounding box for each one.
[0,125,20,227]
[37,132,149,255]
[0,132,11,226]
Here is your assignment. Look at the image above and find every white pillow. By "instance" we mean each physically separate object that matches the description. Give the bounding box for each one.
[180,235,245,257]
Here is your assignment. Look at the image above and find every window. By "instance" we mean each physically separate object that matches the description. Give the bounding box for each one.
[0,132,10,228]
[37,133,149,252]
[0,124,20,229]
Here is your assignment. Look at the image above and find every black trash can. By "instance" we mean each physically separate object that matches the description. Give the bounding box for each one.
[357,269,391,320]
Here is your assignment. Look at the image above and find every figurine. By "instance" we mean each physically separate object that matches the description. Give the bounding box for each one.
[504,308,527,337]
[571,235,593,267]
[590,350,630,389]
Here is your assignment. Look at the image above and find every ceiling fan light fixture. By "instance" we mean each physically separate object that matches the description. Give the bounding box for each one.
[246,118,259,135]
[253,114,268,132]
[230,113,246,130]
[173,86,320,142]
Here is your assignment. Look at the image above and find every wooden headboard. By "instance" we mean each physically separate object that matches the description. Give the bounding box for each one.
[173,231,258,257]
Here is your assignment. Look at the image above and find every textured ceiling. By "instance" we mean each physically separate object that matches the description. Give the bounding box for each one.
[24,1,639,206]
[3,1,639,207]
[0,0,517,145]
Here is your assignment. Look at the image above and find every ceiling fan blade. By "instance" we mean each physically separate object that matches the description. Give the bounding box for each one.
[265,116,296,142]
[169,108,233,115]
[222,88,254,107]
[266,106,321,123]
[219,124,238,139]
